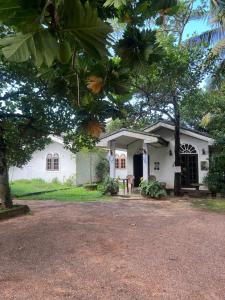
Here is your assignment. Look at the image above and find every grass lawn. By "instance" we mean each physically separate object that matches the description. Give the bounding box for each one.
[193,199,225,213]
[11,179,111,202]
[11,179,65,197]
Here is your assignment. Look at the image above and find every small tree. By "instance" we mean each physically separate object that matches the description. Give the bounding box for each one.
[96,158,110,182]
[201,86,225,194]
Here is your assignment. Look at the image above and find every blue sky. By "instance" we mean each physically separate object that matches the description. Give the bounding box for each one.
[184,20,210,39]
[183,0,210,39]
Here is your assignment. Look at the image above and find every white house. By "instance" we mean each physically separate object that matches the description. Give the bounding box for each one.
[97,121,214,189]
[9,136,127,185]
[9,121,213,189]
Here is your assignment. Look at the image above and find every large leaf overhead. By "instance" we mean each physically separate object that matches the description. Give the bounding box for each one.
[0,0,44,31]
[0,0,112,66]
[0,31,59,67]
[57,0,112,58]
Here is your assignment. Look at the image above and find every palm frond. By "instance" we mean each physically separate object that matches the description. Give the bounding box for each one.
[188,27,225,45]
[210,59,225,88]
[189,8,209,22]
[212,36,225,54]
[210,0,225,10]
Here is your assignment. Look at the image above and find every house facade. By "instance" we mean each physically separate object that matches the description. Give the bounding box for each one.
[9,136,127,185]
[97,121,214,189]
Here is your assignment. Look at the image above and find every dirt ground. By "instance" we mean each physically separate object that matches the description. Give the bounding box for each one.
[0,199,225,300]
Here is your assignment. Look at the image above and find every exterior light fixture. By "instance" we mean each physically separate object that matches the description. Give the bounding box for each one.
[169,150,173,156]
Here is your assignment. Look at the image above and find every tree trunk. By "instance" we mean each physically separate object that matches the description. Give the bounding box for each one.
[0,127,12,208]
[173,97,181,196]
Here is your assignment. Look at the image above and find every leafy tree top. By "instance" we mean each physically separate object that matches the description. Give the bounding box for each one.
[0,0,178,66]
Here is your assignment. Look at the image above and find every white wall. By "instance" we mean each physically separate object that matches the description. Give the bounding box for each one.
[76,151,106,185]
[9,142,77,183]
[9,142,118,185]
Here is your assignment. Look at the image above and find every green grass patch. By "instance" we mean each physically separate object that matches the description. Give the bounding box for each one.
[11,179,111,202]
[192,199,225,213]
[11,179,67,197]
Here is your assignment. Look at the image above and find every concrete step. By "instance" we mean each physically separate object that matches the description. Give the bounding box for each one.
[117,194,145,200]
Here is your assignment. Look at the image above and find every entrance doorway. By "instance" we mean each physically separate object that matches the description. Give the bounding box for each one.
[180,144,199,188]
[181,154,198,187]
[133,154,143,187]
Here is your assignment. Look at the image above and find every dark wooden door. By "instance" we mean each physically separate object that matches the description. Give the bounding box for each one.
[133,154,143,187]
[181,154,198,187]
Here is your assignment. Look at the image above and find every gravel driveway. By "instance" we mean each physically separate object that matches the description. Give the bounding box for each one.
[0,199,225,300]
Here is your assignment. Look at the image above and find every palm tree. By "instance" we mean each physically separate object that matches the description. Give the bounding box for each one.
[192,0,225,55]
[188,1,225,87]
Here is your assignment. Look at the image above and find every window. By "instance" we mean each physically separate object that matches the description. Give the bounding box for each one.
[46,153,59,171]
[53,153,59,171]
[46,154,52,170]
[115,154,126,169]
[180,144,197,154]
[120,155,126,169]
[115,156,120,169]
[154,162,160,170]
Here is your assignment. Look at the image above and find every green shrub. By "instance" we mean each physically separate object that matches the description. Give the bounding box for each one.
[204,153,225,195]
[64,174,76,187]
[139,180,167,199]
[96,158,109,182]
[100,176,119,196]
[204,171,225,195]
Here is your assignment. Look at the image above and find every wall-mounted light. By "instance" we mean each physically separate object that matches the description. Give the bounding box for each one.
[169,150,173,156]
[202,148,206,155]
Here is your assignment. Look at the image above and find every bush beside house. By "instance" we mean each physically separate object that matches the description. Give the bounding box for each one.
[100,176,119,196]
[139,180,167,199]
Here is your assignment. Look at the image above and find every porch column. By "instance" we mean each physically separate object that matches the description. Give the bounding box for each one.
[143,142,149,181]
[109,140,116,178]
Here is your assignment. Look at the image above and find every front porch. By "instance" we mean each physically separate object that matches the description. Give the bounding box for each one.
[98,128,169,187]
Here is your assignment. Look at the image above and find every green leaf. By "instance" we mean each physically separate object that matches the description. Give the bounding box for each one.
[0,0,112,64]
[0,31,59,67]
[58,40,72,64]
[0,0,40,31]
[0,33,32,62]
[59,0,112,58]
[104,0,126,8]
